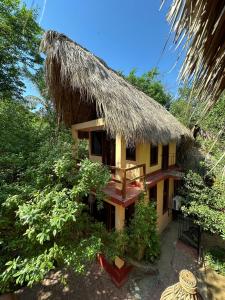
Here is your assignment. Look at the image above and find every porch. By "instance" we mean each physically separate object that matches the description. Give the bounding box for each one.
[103,164,183,207]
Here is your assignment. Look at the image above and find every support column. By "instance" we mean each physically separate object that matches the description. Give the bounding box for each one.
[115,134,126,190]
[71,127,78,158]
[115,205,125,231]
[115,134,126,168]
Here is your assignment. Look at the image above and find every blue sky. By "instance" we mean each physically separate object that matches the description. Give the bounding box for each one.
[24,0,183,98]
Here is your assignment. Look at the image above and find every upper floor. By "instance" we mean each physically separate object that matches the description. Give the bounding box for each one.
[72,118,182,204]
[72,118,177,170]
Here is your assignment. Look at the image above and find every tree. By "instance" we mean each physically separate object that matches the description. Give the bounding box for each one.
[0,0,43,99]
[169,85,200,128]
[180,171,225,239]
[0,99,112,293]
[170,86,225,237]
[170,99,192,127]
[122,68,172,108]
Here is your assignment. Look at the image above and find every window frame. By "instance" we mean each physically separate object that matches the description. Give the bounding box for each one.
[126,146,136,161]
[149,184,157,203]
[150,144,158,166]
[90,131,103,156]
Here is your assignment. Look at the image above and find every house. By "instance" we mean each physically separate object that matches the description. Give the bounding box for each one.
[41,30,192,234]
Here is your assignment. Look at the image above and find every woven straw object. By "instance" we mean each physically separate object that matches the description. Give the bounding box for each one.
[160,270,203,300]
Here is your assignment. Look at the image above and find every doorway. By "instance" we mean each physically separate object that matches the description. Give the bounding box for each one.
[162,145,169,170]
[85,195,115,231]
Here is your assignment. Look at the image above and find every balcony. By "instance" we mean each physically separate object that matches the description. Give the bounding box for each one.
[110,164,146,198]
[103,159,182,207]
[103,164,146,206]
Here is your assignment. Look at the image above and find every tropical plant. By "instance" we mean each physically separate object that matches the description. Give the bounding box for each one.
[127,196,160,262]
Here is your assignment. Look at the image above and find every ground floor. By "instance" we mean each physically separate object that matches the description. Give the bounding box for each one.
[87,177,180,234]
[15,221,224,300]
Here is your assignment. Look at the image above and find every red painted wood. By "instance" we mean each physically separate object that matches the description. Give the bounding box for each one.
[97,254,132,287]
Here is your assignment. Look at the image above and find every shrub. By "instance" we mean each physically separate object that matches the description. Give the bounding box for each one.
[127,196,160,262]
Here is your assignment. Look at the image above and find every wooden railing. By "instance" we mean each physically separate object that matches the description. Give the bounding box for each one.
[109,164,146,199]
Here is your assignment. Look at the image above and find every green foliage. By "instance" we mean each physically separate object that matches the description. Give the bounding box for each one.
[127,196,160,262]
[205,247,225,276]
[0,99,111,293]
[171,87,225,239]
[180,171,225,239]
[98,197,160,264]
[122,68,172,107]
[76,140,89,160]
[170,99,192,127]
[0,0,43,99]
[101,229,129,262]
[201,95,225,136]
[74,159,111,203]
[169,85,199,128]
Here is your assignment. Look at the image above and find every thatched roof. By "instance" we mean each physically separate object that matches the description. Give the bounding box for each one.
[166,0,225,107]
[40,30,191,145]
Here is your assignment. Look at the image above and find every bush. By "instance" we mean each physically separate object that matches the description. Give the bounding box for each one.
[205,247,225,276]
[127,196,160,262]
[0,100,112,293]
[180,170,225,239]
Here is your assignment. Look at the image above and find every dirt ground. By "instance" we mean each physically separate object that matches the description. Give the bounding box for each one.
[15,222,225,300]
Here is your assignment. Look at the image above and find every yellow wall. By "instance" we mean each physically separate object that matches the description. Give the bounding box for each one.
[103,178,175,233]
[148,178,174,234]
[149,144,163,173]
[115,134,126,184]
[103,197,125,231]
[124,141,176,178]
[124,143,163,179]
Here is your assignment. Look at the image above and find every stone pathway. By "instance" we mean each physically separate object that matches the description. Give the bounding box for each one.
[128,221,200,300]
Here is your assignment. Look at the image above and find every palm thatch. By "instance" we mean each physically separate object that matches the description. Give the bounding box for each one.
[40,30,191,145]
[166,0,225,107]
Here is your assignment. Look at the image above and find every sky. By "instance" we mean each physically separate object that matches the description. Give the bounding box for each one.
[23,0,183,98]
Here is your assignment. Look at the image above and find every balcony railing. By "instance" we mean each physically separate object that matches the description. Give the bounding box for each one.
[109,164,146,199]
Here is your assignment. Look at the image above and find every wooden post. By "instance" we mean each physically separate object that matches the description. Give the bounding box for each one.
[122,169,126,199]
[115,134,126,192]
[143,164,146,191]
[71,127,78,159]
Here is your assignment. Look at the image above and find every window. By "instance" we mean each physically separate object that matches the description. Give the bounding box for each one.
[126,146,136,161]
[150,144,158,166]
[163,179,169,214]
[149,185,157,203]
[91,131,102,156]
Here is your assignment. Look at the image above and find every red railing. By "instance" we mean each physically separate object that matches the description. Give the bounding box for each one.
[109,164,146,199]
